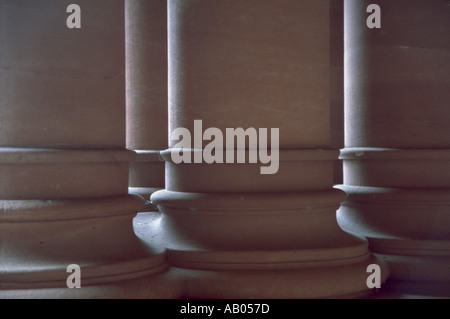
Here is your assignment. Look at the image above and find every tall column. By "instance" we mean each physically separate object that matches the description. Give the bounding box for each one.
[126,0,167,210]
[151,0,388,298]
[340,0,450,285]
[0,0,180,298]
[330,0,345,185]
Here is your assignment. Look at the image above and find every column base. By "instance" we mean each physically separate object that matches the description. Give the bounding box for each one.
[175,254,385,299]
[150,189,390,298]
[0,269,182,299]
[0,195,179,298]
[337,185,450,282]
[375,253,450,283]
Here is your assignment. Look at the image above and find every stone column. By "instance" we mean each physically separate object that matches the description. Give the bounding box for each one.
[330,0,345,185]
[340,0,450,285]
[0,0,180,298]
[151,0,388,298]
[126,0,167,210]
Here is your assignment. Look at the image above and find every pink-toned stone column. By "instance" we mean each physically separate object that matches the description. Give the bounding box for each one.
[126,0,167,210]
[330,0,345,185]
[0,0,180,298]
[151,0,388,298]
[339,0,450,286]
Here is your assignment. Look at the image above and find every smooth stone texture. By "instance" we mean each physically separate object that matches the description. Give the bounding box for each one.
[0,1,178,299]
[126,0,168,151]
[126,0,168,203]
[177,255,386,299]
[0,196,166,288]
[157,0,387,298]
[344,0,450,148]
[136,212,388,299]
[0,0,125,148]
[0,148,134,199]
[128,151,165,190]
[162,149,337,192]
[342,0,450,284]
[168,0,331,148]
[341,148,450,188]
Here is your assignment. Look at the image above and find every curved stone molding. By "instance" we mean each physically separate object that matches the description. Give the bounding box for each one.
[338,186,450,240]
[0,186,181,299]
[152,189,369,265]
[151,188,387,298]
[0,275,181,299]
[341,0,450,284]
[0,0,179,299]
[161,149,337,192]
[337,185,450,282]
[126,0,168,209]
[152,0,389,299]
[341,148,450,188]
[178,254,384,299]
[0,148,134,199]
[0,196,166,288]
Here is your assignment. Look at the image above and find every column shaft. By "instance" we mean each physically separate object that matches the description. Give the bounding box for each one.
[126,0,168,209]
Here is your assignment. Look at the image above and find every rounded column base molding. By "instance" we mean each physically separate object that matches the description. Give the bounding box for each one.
[162,149,338,192]
[0,148,134,199]
[0,195,172,294]
[375,254,450,283]
[151,189,354,252]
[369,238,450,257]
[341,148,450,188]
[337,185,450,240]
[0,269,183,299]
[337,185,450,282]
[176,254,387,299]
[150,189,389,298]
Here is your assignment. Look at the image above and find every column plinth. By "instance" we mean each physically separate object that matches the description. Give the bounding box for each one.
[340,0,450,284]
[150,0,388,298]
